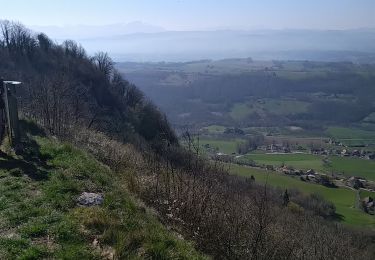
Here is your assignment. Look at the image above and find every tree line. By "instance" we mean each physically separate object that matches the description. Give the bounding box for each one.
[0,20,176,149]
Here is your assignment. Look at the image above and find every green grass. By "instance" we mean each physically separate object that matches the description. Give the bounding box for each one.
[243,152,375,181]
[0,122,205,259]
[229,99,310,121]
[201,125,227,134]
[200,137,245,154]
[244,153,323,171]
[328,156,375,181]
[229,164,375,228]
[326,126,375,146]
[261,99,309,115]
[230,103,255,120]
[360,190,375,199]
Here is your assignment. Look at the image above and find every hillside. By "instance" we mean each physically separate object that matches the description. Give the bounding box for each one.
[117,59,375,130]
[1,21,375,259]
[0,121,204,259]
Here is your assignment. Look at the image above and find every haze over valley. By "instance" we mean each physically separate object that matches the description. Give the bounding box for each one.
[32,23,375,62]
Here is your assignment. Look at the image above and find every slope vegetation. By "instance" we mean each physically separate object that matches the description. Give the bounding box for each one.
[0,121,204,259]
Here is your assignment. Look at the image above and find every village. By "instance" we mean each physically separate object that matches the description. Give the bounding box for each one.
[206,141,375,215]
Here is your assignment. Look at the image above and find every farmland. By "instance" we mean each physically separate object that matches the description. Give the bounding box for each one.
[118,59,375,128]
[196,133,375,228]
[120,59,375,229]
[229,164,375,228]
[326,126,375,146]
[242,152,375,181]
[198,137,246,154]
[230,98,310,121]
[327,126,375,140]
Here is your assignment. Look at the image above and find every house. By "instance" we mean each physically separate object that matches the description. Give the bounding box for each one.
[363,196,373,204]
[215,153,232,163]
[281,166,294,175]
[341,149,350,156]
[367,153,375,160]
[362,197,374,214]
[306,169,315,175]
[307,174,316,181]
[347,176,364,189]
[351,150,360,157]
[224,127,244,135]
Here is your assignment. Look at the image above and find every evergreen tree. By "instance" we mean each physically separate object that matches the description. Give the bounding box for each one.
[283,189,290,206]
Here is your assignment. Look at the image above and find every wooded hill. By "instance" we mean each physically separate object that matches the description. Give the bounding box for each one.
[117,60,375,128]
[0,20,176,150]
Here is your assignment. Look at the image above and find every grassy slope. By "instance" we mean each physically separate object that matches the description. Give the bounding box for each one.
[0,126,205,259]
[229,164,375,228]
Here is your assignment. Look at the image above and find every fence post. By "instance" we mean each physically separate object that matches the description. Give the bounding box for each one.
[0,79,4,141]
[2,81,20,147]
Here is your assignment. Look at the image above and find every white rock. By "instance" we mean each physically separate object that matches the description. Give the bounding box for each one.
[77,192,104,206]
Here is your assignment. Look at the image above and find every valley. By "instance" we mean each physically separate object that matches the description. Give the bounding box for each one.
[118,59,375,228]
[2,0,375,258]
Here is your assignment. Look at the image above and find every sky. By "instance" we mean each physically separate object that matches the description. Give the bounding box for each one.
[1,0,374,30]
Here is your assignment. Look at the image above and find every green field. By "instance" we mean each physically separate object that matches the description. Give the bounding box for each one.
[243,153,323,170]
[243,153,375,181]
[326,126,375,146]
[201,125,226,134]
[360,190,375,199]
[275,70,327,80]
[229,99,310,121]
[229,164,375,228]
[261,99,310,115]
[327,127,375,140]
[200,137,245,154]
[329,156,375,181]
[230,103,255,120]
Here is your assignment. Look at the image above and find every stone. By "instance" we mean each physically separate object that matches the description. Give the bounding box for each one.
[77,192,104,206]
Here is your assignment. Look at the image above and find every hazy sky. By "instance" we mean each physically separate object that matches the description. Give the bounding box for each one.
[1,0,374,30]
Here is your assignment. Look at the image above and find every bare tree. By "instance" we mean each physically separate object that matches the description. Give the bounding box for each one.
[92,51,114,79]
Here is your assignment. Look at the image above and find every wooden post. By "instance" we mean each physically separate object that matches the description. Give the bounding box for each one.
[2,81,20,146]
[8,89,20,143]
[0,79,4,141]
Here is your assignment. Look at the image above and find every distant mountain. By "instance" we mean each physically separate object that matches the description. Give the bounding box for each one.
[31,21,165,40]
[75,29,375,62]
